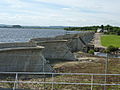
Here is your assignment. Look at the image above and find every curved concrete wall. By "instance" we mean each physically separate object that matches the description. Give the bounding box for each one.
[33,40,76,61]
[0,45,53,72]
[30,32,95,52]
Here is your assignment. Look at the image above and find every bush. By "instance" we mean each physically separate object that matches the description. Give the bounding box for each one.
[116,30,120,35]
[106,45,119,53]
[88,49,95,55]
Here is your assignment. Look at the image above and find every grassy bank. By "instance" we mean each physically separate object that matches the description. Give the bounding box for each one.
[101,35,120,47]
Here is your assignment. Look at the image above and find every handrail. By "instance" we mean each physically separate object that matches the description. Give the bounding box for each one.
[0,72,120,90]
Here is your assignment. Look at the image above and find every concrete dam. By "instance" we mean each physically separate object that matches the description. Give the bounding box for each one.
[0,31,95,72]
[0,42,53,72]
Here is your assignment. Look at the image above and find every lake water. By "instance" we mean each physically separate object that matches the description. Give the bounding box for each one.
[94,52,120,58]
[0,28,80,43]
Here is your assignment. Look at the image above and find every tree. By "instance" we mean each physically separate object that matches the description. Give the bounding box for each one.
[116,30,120,35]
[101,25,104,30]
[12,25,22,28]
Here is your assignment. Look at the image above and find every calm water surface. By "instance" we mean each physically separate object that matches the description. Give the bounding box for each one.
[0,28,80,43]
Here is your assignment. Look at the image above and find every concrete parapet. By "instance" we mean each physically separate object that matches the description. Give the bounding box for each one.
[0,42,36,49]
[0,44,53,72]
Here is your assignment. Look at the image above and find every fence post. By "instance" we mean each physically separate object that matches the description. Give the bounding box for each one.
[13,73,18,90]
[52,73,54,90]
[104,53,108,90]
[91,74,94,90]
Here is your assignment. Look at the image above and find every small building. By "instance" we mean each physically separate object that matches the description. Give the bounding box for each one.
[97,28,103,33]
[97,28,108,33]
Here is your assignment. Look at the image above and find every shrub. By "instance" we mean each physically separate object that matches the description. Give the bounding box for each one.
[88,49,95,55]
[116,30,120,35]
[106,45,119,53]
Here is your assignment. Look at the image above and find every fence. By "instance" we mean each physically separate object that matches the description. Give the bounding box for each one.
[0,72,120,90]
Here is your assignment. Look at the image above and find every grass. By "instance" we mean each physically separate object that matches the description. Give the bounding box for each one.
[101,35,120,47]
[18,57,120,90]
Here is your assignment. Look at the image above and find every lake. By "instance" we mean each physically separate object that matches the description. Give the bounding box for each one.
[0,28,80,43]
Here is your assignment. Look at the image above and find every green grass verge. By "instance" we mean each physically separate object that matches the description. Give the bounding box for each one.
[101,35,120,47]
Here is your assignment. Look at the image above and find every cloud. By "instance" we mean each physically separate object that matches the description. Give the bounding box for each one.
[0,0,120,26]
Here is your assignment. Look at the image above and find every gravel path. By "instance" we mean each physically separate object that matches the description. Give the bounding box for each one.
[93,33,105,48]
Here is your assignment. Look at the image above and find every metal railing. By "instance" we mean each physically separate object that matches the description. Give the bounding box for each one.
[0,72,120,90]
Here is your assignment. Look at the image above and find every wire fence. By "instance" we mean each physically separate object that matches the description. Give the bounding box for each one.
[0,72,120,90]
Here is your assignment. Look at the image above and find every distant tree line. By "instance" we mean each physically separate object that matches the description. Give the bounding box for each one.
[64,25,120,35]
[0,25,22,28]
[103,25,120,35]
[64,26,99,31]
[12,25,22,28]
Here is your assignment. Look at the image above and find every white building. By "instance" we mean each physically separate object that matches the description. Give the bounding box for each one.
[97,28,108,33]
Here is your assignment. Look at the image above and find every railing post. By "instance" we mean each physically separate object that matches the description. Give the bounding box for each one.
[104,53,108,90]
[52,73,54,90]
[91,74,94,90]
[13,73,18,90]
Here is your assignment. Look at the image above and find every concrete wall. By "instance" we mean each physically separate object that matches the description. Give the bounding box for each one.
[30,32,95,53]
[56,31,94,44]
[55,34,85,52]
[56,32,94,52]
[0,45,53,72]
[32,40,76,61]
[78,32,95,44]
[0,42,36,49]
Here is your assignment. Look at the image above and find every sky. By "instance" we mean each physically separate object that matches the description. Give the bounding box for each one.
[0,0,120,26]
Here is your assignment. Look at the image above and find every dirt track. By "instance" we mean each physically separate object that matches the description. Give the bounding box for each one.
[94,33,105,48]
